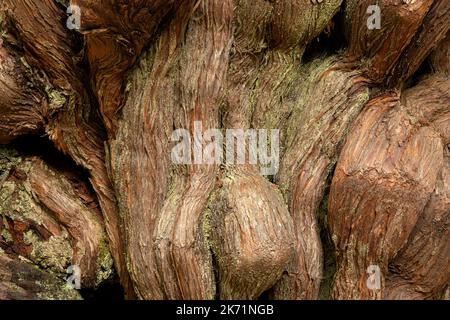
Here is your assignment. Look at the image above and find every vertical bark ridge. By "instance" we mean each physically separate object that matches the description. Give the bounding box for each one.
[110,0,233,299]
[203,0,299,300]
[0,42,47,144]
[72,0,186,136]
[272,56,369,299]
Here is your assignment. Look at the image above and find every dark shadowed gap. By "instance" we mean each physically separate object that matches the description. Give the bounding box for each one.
[302,7,347,64]
[11,135,91,184]
[212,251,221,300]
[80,276,125,301]
[403,56,433,90]
[317,175,337,300]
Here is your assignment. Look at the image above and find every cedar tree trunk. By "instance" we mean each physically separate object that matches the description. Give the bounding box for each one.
[0,0,448,300]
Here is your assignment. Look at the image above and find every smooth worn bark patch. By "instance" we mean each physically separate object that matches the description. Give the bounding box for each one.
[0,41,47,144]
[207,166,295,300]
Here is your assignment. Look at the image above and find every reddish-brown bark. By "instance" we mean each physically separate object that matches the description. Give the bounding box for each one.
[345,0,433,83]
[328,73,449,299]
[0,147,111,289]
[1,0,134,296]
[0,0,448,300]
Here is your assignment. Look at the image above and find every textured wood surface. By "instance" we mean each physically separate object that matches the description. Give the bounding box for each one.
[0,0,448,300]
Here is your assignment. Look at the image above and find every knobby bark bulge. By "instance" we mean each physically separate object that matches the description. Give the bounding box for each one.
[0,0,448,300]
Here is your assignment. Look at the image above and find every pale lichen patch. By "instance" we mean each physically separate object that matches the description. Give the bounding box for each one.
[24,230,72,273]
[1,228,12,243]
[95,237,114,287]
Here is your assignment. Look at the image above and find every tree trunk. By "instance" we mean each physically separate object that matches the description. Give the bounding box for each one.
[0,0,448,300]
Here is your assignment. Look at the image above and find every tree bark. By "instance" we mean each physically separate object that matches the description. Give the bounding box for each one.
[0,0,448,300]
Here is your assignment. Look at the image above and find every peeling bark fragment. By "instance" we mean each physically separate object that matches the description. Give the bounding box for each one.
[344,0,433,83]
[207,166,295,300]
[109,0,232,299]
